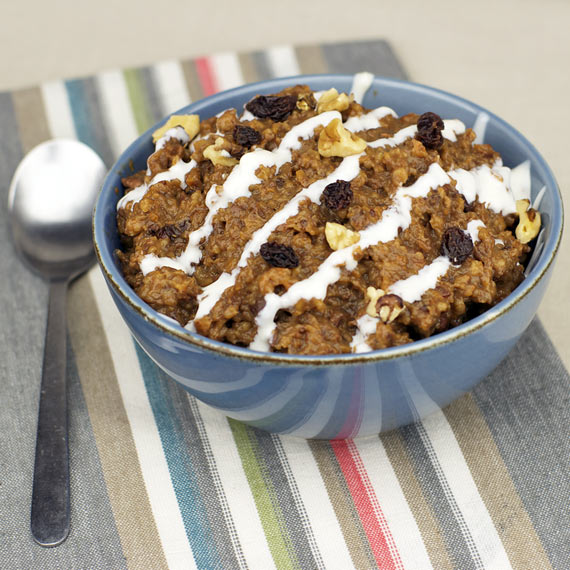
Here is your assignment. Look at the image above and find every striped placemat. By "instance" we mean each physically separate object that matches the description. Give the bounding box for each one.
[1,39,569,570]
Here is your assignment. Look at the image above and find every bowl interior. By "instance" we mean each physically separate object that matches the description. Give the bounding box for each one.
[94,74,563,363]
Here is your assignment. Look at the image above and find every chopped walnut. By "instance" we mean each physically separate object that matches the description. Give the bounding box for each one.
[203,137,239,167]
[365,286,386,317]
[377,294,405,323]
[316,88,353,114]
[296,93,316,112]
[325,222,360,251]
[515,199,541,244]
[152,114,200,143]
[318,118,367,158]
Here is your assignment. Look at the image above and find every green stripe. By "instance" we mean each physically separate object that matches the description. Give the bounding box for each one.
[123,68,155,134]
[229,420,297,570]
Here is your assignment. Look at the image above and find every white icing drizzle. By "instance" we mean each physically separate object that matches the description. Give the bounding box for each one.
[449,164,516,215]
[195,154,363,319]
[350,315,378,353]
[156,126,190,150]
[441,119,466,142]
[350,72,375,104]
[466,219,485,242]
[473,112,490,144]
[140,111,343,276]
[351,219,486,352]
[390,257,452,304]
[240,109,255,122]
[368,125,417,148]
[344,107,397,132]
[117,158,197,210]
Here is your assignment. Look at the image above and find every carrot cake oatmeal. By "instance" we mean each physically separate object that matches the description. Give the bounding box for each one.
[116,73,541,354]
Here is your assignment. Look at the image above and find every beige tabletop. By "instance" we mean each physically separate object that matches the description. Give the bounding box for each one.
[3,0,568,365]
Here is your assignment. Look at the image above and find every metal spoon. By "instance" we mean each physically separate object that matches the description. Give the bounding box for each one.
[8,139,106,546]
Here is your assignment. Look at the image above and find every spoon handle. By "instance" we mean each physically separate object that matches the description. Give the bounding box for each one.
[31,279,70,546]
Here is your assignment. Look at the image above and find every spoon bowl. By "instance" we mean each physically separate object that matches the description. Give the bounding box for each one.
[9,139,106,546]
[9,139,105,279]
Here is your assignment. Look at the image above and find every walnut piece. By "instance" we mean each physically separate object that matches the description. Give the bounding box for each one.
[318,118,367,157]
[515,199,541,244]
[325,222,360,251]
[317,88,353,114]
[377,294,405,323]
[365,287,386,317]
[203,137,239,167]
[152,114,200,143]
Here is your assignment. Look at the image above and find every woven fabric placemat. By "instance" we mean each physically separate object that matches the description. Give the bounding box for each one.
[1,39,569,570]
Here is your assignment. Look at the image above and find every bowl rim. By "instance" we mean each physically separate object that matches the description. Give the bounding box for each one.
[93,73,564,367]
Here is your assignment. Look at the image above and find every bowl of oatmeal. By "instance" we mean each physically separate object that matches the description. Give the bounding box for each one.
[93,73,563,438]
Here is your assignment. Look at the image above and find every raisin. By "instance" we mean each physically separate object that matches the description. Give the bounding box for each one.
[233,125,262,147]
[415,111,444,150]
[322,180,353,210]
[245,95,298,121]
[441,227,473,265]
[260,242,299,268]
[148,219,190,240]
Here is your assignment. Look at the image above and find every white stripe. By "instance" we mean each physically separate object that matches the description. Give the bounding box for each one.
[266,45,301,77]
[402,369,512,569]
[210,52,245,91]
[278,437,354,570]
[40,80,77,139]
[88,268,196,570]
[421,412,512,569]
[152,60,192,114]
[355,439,434,570]
[195,400,276,570]
[95,69,140,157]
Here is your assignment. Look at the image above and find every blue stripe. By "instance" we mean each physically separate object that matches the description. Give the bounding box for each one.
[133,343,221,570]
[65,78,114,166]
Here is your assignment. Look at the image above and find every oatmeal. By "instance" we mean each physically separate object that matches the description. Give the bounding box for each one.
[116,73,540,354]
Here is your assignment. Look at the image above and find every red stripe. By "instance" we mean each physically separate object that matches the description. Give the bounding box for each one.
[331,439,404,570]
[195,57,218,96]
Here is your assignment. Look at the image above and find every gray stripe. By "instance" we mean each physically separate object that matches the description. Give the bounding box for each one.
[272,435,326,569]
[140,66,167,122]
[250,427,319,570]
[473,319,570,570]
[251,50,273,81]
[400,422,482,570]
[321,39,408,79]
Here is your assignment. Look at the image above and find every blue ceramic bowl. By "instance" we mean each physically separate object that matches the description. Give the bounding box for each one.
[93,75,563,439]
